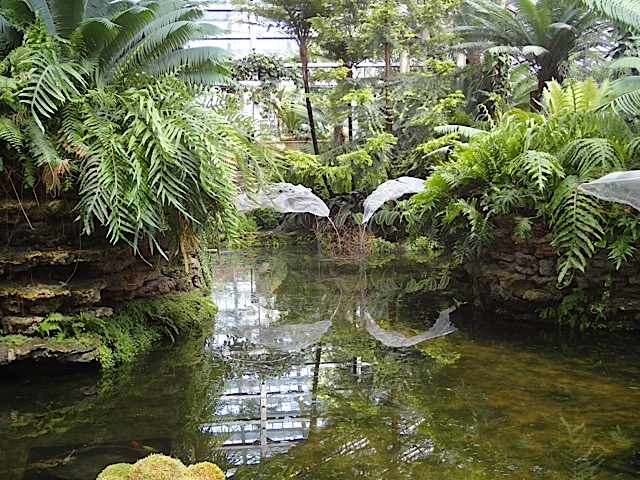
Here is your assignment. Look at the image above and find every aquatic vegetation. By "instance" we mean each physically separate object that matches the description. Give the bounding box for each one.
[21,291,217,369]
[96,454,225,480]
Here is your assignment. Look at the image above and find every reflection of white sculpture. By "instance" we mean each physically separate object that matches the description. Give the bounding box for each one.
[236,177,425,223]
[579,170,640,211]
[363,307,456,347]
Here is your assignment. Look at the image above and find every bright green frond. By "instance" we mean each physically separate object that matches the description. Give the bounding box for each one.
[561,138,623,178]
[581,0,640,30]
[549,175,606,283]
[508,150,565,192]
[0,117,23,150]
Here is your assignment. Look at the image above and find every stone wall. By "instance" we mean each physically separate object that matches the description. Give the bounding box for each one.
[464,216,640,327]
[0,196,201,364]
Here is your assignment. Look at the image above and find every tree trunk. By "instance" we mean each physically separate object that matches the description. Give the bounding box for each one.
[347,66,354,141]
[384,38,393,133]
[300,41,320,155]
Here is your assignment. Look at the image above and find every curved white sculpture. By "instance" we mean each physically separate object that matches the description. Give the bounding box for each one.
[363,307,456,347]
[236,177,425,224]
[236,183,330,217]
[362,176,425,223]
[578,170,640,211]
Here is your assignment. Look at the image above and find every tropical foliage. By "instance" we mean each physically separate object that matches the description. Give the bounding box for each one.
[0,0,231,85]
[582,0,640,117]
[451,0,606,107]
[0,2,266,258]
[407,79,640,284]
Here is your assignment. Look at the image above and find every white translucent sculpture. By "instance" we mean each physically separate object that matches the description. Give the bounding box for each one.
[578,170,640,211]
[362,176,425,223]
[236,183,330,217]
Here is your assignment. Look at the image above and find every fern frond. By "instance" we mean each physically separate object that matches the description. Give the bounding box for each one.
[608,236,637,270]
[561,138,623,178]
[0,117,24,150]
[434,124,485,139]
[18,50,88,130]
[508,150,564,192]
[549,176,606,283]
[513,216,533,239]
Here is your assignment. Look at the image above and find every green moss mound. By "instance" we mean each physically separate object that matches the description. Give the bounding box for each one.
[96,463,134,479]
[184,462,225,480]
[96,454,225,480]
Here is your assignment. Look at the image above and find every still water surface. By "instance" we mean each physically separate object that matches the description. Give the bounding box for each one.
[1,248,639,479]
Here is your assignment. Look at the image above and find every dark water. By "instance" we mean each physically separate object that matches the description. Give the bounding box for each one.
[1,248,640,479]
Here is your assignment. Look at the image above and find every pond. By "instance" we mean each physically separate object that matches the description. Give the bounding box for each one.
[1,247,639,479]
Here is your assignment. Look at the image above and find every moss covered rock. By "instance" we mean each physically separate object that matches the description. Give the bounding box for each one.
[96,463,134,480]
[184,462,225,480]
[96,455,226,480]
[130,454,186,480]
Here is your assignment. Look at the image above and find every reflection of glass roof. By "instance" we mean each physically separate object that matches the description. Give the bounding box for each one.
[206,253,448,473]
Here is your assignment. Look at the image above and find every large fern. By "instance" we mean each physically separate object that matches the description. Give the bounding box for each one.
[508,150,565,192]
[409,78,638,282]
[63,75,243,253]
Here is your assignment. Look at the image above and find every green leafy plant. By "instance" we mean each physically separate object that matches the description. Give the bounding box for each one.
[408,78,640,285]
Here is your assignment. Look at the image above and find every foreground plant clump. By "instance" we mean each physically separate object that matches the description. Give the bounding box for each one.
[97,454,225,480]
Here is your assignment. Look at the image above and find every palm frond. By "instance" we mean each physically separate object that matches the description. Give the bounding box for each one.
[581,0,640,30]
[78,17,121,54]
[609,57,640,70]
[602,76,640,116]
[97,5,156,73]
[0,0,34,30]
[142,46,231,79]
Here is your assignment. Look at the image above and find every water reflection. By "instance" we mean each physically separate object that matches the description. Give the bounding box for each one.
[205,250,458,476]
[1,248,639,479]
[206,250,640,480]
